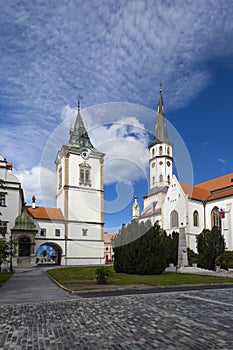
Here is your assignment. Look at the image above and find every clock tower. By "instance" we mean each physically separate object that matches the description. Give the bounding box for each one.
[55,97,105,265]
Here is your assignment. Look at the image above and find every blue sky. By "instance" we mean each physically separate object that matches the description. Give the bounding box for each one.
[1,1,233,233]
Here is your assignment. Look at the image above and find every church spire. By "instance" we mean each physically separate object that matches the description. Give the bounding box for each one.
[153,83,171,145]
[69,96,95,149]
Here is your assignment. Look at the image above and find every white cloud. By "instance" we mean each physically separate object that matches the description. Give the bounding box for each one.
[15,166,56,208]
[1,0,233,184]
[218,158,226,164]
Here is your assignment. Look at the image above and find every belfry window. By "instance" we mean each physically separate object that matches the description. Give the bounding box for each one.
[167,175,170,184]
[170,210,179,228]
[159,174,163,183]
[152,176,155,185]
[159,146,163,155]
[167,147,170,156]
[79,163,91,186]
[193,210,199,227]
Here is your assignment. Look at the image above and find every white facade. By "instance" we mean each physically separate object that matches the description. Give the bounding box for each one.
[135,89,233,253]
[0,155,23,238]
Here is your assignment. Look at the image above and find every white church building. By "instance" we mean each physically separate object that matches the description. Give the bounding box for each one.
[132,87,233,252]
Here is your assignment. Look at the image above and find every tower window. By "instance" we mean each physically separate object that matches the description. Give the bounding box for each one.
[159,146,163,155]
[152,176,155,185]
[167,147,170,156]
[152,148,155,156]
[159,175,163,182]
[167,175,171,184]
[193,210,199,227]
[0,193,6,207]
[170,210,179,228]
[79,163,91,186]
[58,168,62,189]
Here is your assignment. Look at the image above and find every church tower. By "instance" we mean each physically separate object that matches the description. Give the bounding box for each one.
[55,97,105,265]
[138,85,173,221]
[148,85,173,189]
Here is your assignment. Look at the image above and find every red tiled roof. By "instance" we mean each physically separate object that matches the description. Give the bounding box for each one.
[196,173,233,192]
[180,172,233,202]
[104,233,116,243]
[26,206,64,221]
[208,188,233,201]
[180,182,210,201]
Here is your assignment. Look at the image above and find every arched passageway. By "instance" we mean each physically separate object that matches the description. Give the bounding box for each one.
[37,243,63,265]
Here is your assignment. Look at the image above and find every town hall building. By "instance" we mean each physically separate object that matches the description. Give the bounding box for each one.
[0,98,105,267]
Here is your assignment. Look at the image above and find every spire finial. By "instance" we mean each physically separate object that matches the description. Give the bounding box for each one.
[159,81,162,93]
[78,95,84,112]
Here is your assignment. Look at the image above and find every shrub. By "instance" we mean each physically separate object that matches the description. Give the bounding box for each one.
[113,222,175,275]
[187,248,198,266]
[215,251,233,270]
[96,267,110,284]
[196,228,225,270]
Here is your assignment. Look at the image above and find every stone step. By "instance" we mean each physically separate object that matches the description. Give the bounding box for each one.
[17,256,32,267]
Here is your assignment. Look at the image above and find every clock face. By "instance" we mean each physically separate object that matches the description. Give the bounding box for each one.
[81,149,89,160]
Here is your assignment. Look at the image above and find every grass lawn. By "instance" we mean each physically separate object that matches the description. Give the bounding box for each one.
[0,273,12,286]
[47,266,233,291]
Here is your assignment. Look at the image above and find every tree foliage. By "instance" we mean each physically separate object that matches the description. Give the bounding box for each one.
[187,248,198,266]
[215,251,233,270]
[113,221,178,275]
[196,228,225,270]
[0,239,10,266]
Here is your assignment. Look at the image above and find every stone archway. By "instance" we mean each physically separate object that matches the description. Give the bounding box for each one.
[38,242,63,265]
[19,237,31,256]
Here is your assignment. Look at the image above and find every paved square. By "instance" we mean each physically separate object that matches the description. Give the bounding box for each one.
[1,288,233,349]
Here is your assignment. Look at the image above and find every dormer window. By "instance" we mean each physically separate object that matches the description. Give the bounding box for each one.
[79,162,91,186]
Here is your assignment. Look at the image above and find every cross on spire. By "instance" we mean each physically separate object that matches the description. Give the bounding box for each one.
[78,95,84,112]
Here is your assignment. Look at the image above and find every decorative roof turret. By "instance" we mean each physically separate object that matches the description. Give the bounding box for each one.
[150,84,172,147]
[13,207,36,231]
[69,96,95,150]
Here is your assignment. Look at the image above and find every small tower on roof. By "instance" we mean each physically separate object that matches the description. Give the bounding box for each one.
[149,84,173,189]
[132,196,140,220]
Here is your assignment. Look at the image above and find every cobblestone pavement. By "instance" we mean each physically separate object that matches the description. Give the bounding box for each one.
[1,288,233,349]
